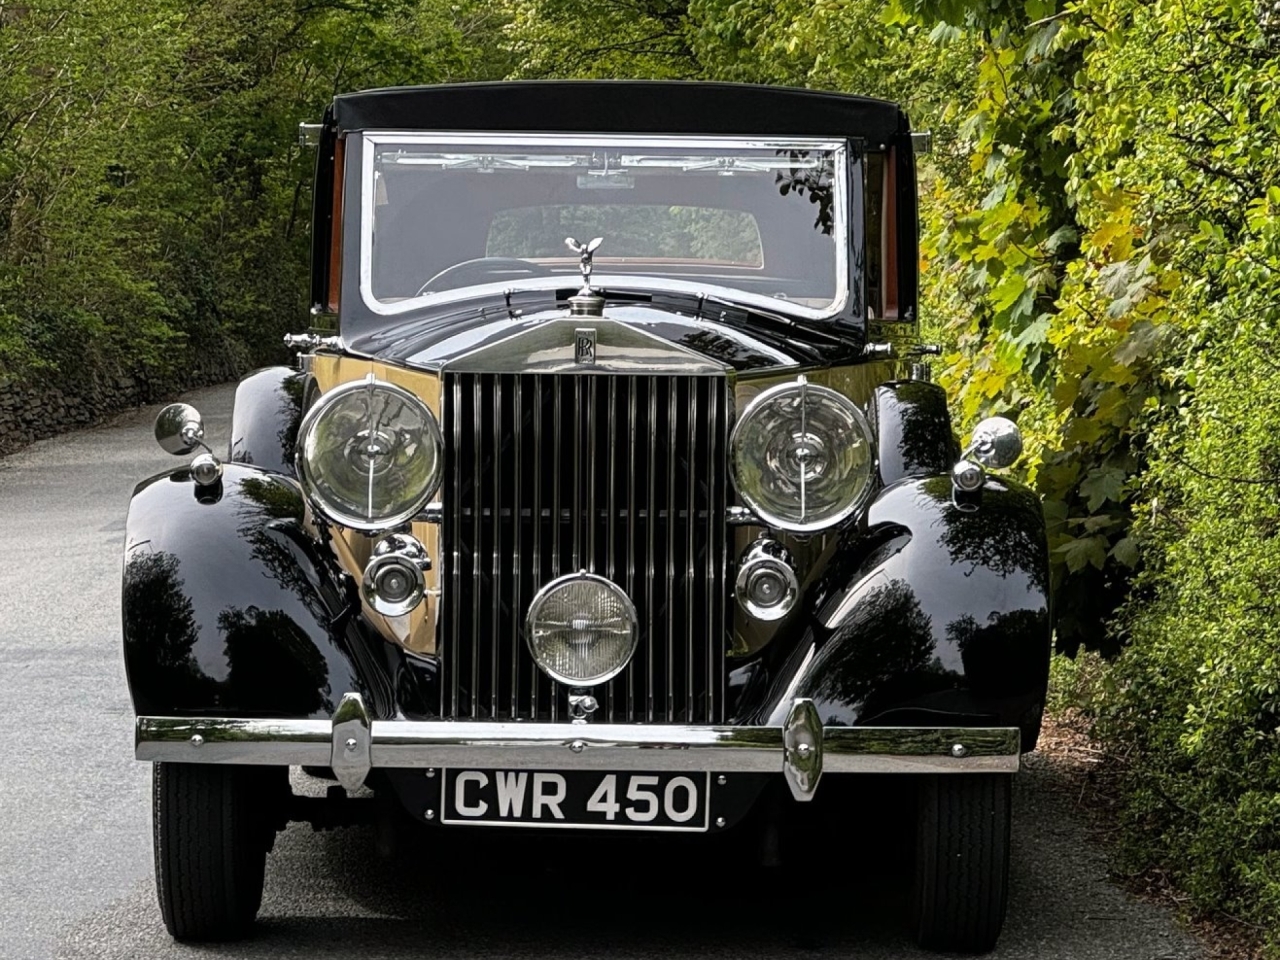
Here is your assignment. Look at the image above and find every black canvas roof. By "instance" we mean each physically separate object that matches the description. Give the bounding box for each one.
[331,81,909,142]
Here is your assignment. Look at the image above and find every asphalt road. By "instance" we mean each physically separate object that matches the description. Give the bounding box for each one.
[0,383,1202,960]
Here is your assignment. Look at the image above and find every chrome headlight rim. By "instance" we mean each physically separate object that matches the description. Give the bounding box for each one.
[729,378,875,534]
[296,376,444,531]
[524,572,639,687]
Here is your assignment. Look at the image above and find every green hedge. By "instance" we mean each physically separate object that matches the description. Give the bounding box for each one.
[1099,324,1280,950]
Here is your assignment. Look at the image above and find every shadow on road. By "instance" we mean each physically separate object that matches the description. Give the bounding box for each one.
[54,758,1201,960]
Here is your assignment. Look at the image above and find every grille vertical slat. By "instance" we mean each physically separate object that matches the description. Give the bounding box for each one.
[646,382,657,723]
[442,371,729,724]
[626,375,637,723]
[491,377,502,714]
[670,376,680,721]
[511,380,522,721]
[471,377,483,719]
[687,379,697,720]
[449,377,462,717]
[531,374,542,720]
[606,377,618,724]
[706,384,719,723]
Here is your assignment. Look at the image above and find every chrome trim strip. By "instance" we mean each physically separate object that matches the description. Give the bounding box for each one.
[136,712,1021,778]
[587,378,597,567]
[551,375,562,723]
[572,377,582,572]
[552,377,562,580]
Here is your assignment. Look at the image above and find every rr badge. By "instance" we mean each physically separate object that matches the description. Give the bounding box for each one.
[574,328,597,365]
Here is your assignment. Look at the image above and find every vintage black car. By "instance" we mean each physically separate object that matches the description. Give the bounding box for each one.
[124,81,1049,953]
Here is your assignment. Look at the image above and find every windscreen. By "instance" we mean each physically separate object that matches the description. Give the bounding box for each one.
[361,135,847,316]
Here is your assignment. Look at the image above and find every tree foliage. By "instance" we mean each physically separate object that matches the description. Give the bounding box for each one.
[0,0,513,392]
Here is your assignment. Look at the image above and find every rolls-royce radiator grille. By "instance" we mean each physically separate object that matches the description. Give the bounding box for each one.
[441,372,731,724]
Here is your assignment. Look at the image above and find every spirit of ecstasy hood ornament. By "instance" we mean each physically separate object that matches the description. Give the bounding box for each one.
[565,236,605,317]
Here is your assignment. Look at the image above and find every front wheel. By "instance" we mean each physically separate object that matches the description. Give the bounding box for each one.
[912,773,1012,953]
[152,762,286,941]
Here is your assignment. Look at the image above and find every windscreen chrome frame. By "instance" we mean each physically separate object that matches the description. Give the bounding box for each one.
[358,132,850,322]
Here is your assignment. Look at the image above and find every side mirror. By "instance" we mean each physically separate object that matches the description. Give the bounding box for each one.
[967,417,1023,469]
[155,403,207,456]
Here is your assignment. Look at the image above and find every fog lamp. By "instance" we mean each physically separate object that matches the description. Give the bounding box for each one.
[735,539,799,621]
[362,534,430,617]
[526,573,638,686]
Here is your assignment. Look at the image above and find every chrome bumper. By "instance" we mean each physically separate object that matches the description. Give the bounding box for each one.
[135,694,1020,802]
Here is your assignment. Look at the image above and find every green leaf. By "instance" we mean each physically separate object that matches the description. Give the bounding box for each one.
[1055,535,1109,573]
[991,270,1027,314]
[1045,224,1079,252]
[1012,314,1051,348]
[1114,320,1163,366]
[1112,536,1140,569]
[1079,466,1127,511]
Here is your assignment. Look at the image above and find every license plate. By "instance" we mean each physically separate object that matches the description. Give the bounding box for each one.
[441,769,710,831]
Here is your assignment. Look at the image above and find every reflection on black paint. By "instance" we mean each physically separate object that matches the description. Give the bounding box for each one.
[948,608,1050,699]
[894,384,959,476]
[237,476,303,521]
[221,476,336,713]
[275,373,305,466]
[122,550,215,706]
[788,475,1051,731]
[916,476,1049,592]
[123,468,362,718]
[235,476,331,624]
[677,329,776,369]
[807,578,942,719]
[220,606,332,715]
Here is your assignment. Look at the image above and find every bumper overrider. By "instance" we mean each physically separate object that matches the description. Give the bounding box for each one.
[135,694,1019,803]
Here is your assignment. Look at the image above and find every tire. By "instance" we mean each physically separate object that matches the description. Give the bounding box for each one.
[912,773,1012,954]
[153,762,284,941]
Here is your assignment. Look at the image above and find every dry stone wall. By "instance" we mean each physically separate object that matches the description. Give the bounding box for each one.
[0,351,244,457]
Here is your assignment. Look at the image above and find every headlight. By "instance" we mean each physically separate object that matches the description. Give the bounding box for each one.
[731,377,874,532]
[526,573,638,686]
[297,375,443,530]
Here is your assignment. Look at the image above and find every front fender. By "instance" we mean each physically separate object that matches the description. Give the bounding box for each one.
[228,366,307,476]
[121,464,400,720]
[765,475,1050,748]
[871,380,960,486]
